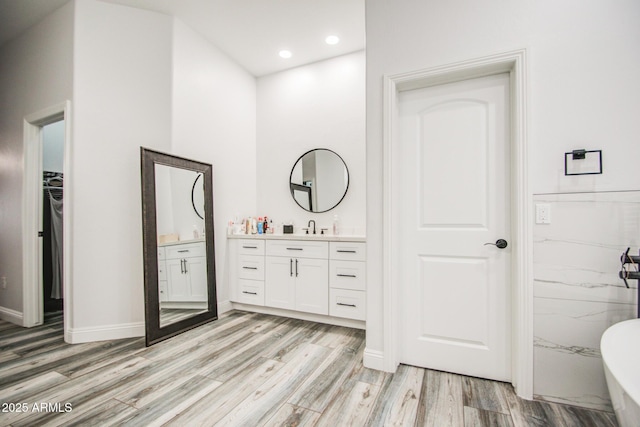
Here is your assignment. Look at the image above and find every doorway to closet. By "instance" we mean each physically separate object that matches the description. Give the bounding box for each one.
[42,120,64,315]
[23,101,70,332]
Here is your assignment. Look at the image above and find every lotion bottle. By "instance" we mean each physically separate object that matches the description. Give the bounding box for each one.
[333,214,340,235]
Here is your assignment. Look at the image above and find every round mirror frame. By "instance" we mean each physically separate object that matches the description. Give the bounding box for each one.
[289,148,349,213]
[191,173,204,220]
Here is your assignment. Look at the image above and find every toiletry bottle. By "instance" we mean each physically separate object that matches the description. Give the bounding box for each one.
[257,217,263,234]
[269,219,274,234]
[333,215,340,235]
[263,217,268,233]
[251,217,257,234]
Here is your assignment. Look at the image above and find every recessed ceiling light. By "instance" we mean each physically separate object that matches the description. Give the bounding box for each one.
[279,50,292,59]
[325,35,340,45]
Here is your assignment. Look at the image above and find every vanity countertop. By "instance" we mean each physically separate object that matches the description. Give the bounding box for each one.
[227,233,365,242]
[158,238,205,247]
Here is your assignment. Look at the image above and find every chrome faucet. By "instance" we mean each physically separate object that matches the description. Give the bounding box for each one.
[307,219,316,234]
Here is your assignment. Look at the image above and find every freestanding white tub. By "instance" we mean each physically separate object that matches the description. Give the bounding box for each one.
[601,318,640,427]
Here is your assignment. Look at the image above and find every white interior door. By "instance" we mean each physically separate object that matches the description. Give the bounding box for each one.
[397,73,511,382]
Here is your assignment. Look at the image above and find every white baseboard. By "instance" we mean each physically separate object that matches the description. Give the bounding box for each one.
[0,306,23,326]
[230,302,366,330]
[218,300,233,314]
[161,302,208,310]
[363,348,390,372]
[66,321,145,344]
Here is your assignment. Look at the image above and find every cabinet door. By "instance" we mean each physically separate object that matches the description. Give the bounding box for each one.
[265,256,295,310]
[167,258,190,301]
[295,258,329,315]
[186,256,207,302]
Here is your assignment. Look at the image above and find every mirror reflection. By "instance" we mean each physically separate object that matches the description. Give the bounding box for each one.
[191,173,204,220]
[155,164,208,327]
[289,149,349,213]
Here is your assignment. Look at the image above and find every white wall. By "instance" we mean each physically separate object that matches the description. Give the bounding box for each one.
[154,164,205,241]
[171,18,257,307]
[365,0,640,388]
[43,120,65,173]
[72,0,173,336]
[0,1,74,320]
[256,51,366,234]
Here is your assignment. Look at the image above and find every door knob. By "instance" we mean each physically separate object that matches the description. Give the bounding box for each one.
[484,239,508,249]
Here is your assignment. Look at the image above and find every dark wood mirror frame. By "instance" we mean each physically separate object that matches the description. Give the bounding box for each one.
[140,147,218,346]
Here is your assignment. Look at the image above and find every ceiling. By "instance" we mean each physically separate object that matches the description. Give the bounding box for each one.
[0,0,365,77]
[0,0,71,47]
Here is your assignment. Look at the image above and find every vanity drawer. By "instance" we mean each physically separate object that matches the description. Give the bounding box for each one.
[238,255,265,280]
[330,260,366,291]
[158,247,166,260]
[266,240,328,259]
[165,242,206,260]
[329,288,366,321]
[330,242,366,261]
[238,239,265,256]
[237,279,265,306]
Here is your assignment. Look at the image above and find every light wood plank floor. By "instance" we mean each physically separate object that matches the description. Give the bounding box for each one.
[0,310,617,426]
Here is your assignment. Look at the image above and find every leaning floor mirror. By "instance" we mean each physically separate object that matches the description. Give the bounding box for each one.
[140,147,218,346]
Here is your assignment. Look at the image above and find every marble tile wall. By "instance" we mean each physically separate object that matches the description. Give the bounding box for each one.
[533,191,640,411]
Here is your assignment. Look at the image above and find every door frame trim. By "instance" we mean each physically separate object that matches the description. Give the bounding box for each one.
[380,50,532,398]
[23,101,73,342]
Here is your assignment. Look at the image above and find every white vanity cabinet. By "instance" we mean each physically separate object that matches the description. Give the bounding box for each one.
[229,236,366,327]
[265,240,329,315]
[329,242,366,321]
[158,247,168,302]
[159,240,207,303]
[235,240,266,306]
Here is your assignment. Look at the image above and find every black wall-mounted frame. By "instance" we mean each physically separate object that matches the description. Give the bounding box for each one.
[290,183,313,211]
[140,147,218,346]
[564,149,602,176]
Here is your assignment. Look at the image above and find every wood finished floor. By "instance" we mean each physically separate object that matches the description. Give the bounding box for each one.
[0,311,618,427]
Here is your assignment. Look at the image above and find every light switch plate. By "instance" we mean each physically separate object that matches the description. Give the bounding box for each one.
[536,204,551,224]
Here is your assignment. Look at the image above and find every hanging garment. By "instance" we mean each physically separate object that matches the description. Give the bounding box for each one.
[49,192,63,299]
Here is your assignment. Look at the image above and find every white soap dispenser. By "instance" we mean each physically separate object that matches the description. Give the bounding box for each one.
[332,214,340,236]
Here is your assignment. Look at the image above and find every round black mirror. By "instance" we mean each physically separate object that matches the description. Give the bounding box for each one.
[191,173,204,220]
[289,149,349,213]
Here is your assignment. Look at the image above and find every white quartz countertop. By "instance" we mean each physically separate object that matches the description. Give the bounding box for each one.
[227,233,365,242]
[158,238,205,247]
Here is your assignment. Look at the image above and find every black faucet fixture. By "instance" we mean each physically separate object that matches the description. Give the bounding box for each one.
[307,219,316,234]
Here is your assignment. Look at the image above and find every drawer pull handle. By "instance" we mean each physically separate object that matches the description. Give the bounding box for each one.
[242,291,258,295]
[337,250,357,253]
[286,247,303,251]
[178,249,190,253]
[337,274,357,278]
[242,266,258,270]
[337,302,357,308]
[242,245,258,249]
